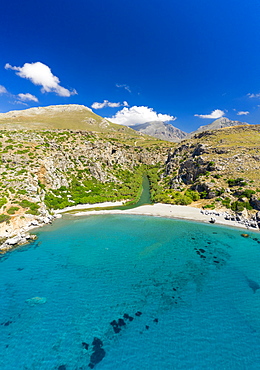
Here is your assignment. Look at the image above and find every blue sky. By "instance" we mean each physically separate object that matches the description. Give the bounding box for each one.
[1,0,260,132]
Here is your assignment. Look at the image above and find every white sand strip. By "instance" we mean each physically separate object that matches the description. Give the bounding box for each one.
[54,201,125,214]
[72,203,258,231]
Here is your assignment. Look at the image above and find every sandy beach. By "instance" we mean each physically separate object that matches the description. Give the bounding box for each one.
[54,201,125,214]
[71,203,259,231]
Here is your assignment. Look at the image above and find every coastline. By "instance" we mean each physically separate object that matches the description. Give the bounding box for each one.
[1,202,259,254]
[71,203,260,232]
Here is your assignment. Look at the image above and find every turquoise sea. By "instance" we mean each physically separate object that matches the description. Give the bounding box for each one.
[1,214,260,369]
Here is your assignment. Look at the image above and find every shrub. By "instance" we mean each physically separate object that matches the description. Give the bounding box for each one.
[240,189,255,198]
[0,197,7,208]
[231,201,245,212]
[227,178,248,187]
[185,189,200,201]
[7,206,19,215]
[222,197,231,208]
[0,214,11,223]
[19,200,40,215]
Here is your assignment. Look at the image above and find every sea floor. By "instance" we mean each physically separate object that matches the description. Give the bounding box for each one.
[1,215,260,369]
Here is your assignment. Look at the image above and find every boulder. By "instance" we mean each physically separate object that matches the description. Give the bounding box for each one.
[250,195,260,210]
[6,236,22,245]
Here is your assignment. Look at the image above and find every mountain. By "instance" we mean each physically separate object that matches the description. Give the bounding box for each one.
[0,104,173,147]
[129,121,187,142]
[188,117,249,137]
[0,104,141,135]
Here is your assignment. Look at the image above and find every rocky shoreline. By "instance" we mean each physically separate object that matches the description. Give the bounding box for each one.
[0,212,61,254]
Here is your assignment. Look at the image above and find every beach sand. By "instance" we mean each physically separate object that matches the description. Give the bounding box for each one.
[71,203,258,231]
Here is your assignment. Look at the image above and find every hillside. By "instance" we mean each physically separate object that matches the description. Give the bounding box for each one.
[150,125,260,221]
[130,120,187,142]
[0,104,169,147]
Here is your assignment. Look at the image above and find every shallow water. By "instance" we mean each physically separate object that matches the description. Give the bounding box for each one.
[1,215,260,369]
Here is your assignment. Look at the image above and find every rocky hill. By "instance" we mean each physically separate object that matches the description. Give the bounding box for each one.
[187,117,249,137]
[150,125,260,226]
[130,120,187,142]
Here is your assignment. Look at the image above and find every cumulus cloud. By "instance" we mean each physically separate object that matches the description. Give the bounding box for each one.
[5,62,77,97]
[17,93,38,102]
[107,106,176,126]
[0,85,8,94]
[116,84,131,93]
[194,109,225,119]
[247,93,260,98]
[91,100,129,109]
[237,111,249,116]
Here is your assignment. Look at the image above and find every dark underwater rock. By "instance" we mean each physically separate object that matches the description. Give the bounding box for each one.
[118,318,126,326]
[88,337,106,369]
[123,313,134,321]
[82,342,89,350]
[246,277,260,293]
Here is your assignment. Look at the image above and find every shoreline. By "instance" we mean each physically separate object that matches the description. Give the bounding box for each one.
[53,201,125,214]
[1,202,259,254]
[71,203,260,232]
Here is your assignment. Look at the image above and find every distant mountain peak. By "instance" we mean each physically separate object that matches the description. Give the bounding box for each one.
[188,117,249,137]
[129,120,187,142]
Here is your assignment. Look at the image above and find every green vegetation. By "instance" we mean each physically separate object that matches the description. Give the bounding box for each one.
[0,197,7,208]
[0,214,11,223]
[7,206,19,215]
[221,197,231,208]
[45,166,145,210]
[19,200,40,215]
[227,178,248,187]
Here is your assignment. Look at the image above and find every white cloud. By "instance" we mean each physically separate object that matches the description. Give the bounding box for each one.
[12,100,29,106]
[116,84,131,93]
[91,100,129,109]
[237,111,249,116]
[5,62,77,97]
[247,93,260,98]
[107,106,176,126]
[0,85,8,94]
[17,93,38,102]
[194,109,225,119]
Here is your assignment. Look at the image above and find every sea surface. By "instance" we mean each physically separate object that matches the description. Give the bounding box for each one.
[1,215,260,369]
